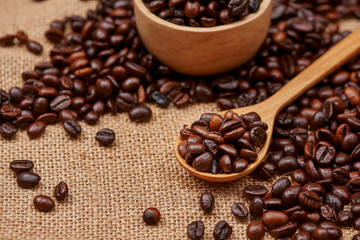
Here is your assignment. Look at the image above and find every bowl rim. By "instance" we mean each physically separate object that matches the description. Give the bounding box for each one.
[134,0,273,33]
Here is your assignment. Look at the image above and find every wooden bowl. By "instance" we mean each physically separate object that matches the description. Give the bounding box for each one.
[134,0,272,76]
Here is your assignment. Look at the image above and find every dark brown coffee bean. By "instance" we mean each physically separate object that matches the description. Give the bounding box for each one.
[315,145,336,166]
[128,105,152,122]
[298,191,322,210]
[293,231,311,240]
[33,195,55,212]
[0,34,15,46]
[27,121,46,138]
[277,156,299,174]
[232,158,248,173]
[187,220,204,240]
[26,41,43,54]
[63,119,82,137]
[282,185,302,207]
[200,192,214,213]
[54,181,69,201]
[323,192,344,211]
[36,113,58,124]
[250,162,276,180]
[246,221,265,240]
[0,123,17,138]
[261,210,289,230]
[213,220,232,240]
[250,196,263,219]
[291,169,308,186]
[231,202,248,218]
[50,95,71,112]
[243,185,267,199]
[269,222,297,238]
[143,207,161,225]
[337,210,354,227]
[272,177,291,198]
[10,160,34,173]
[17,171,41,188]
[95,128,115,146]
[312,227,330,240]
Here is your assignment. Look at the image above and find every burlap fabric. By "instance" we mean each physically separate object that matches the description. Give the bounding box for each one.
[1,1,360,239]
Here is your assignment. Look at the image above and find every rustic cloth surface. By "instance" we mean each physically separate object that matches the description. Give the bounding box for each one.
[1,0,360,239]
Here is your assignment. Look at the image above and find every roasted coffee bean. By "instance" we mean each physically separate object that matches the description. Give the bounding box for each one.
[213,220,232,240]
[332,167,350,185]
[323,192,344,211]
[9,160,34,173]
[27,121,46,138]
[0,123,17,138]
[337,210,354,227]
[95,128,115,146]
[63,119,82,137]
[261,210,289,230]
[200,192,214,213]
[246,221,265,240]
[243,185,267,199]
[143,207,161,225]
[128,105,152,122]
[187,220,204,240]
[269,222,297,238]
[298,191,322,210]
[33,195,55,212]
[277,156,299,174]
[291,169,308,186]
[270,177,290,196]
[231,202,248,218]
[54,181,69,201]
[282,185,302,207]
[17,171,41,188]
[293,231,311,240]
[250,196,263,219]
[26,41,43,54]
[250,162,276,180]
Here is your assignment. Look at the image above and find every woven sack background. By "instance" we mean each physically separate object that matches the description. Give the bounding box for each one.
[1,0,360,239]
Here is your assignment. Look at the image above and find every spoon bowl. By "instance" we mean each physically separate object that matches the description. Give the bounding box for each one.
[133,0,272,76]
[174,28,360,182]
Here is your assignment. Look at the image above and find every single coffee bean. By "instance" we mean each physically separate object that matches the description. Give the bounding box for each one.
[272,177,291,198]
[213,220,232,240]
[143,207,161,225]
[33,195,55,212]
[323,192,344,211]
[337,210,354,227]
[246,221,265,240]
[54,181,69,201]
[128,105,152,122]
[200,192,214,213]
[26,41,43,54]
[187,220,204,240]
[293,231,311,240]
[9,160,34,173]
[250,196,263,219]
[27,121,46,138]
[231,202,248,218]
[261,210,289,230]
[17,171,41,188]
[269,222,297,238]
[243,185,267,199]
[63,119,82,137]
[0,123,17,138]
[298,191,322,210]
[263,198,283,210]
[95,128,115,146]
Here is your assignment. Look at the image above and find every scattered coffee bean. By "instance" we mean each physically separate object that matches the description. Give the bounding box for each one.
[63,119,82,137]
[9,160,34,173]
[33,195,55,212]
[95,128,115,146]
[213,220,232,240]
[54,181,69,201]
[17,171,41,188]
[143,207,161,225]
[200,192,214,213]
[246,221,265,240]
[231,202,248,219]
[128,105,152,122]
[187,220,204,240]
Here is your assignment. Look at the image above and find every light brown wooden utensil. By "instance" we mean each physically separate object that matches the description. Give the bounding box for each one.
[133,0,272,76]
[174,28,360,182]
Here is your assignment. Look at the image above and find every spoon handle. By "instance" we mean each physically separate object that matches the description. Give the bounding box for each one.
[268,28,360,112]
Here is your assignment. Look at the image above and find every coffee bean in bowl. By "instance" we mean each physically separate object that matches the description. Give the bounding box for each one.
[142,0,263,27]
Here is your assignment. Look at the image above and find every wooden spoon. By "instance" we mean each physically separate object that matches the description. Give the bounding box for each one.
[174,28,360,182]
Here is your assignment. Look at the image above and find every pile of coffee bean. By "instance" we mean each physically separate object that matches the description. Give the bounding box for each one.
[0,30,43,55]
[142,0,262,27]
[0,0,359,140]
[9,160,68,212]
[178,110,267,173]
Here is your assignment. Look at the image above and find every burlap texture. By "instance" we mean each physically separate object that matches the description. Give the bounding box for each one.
[1,0,360,239]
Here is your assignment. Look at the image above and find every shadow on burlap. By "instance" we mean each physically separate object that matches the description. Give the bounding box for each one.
[1,0,360,239]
